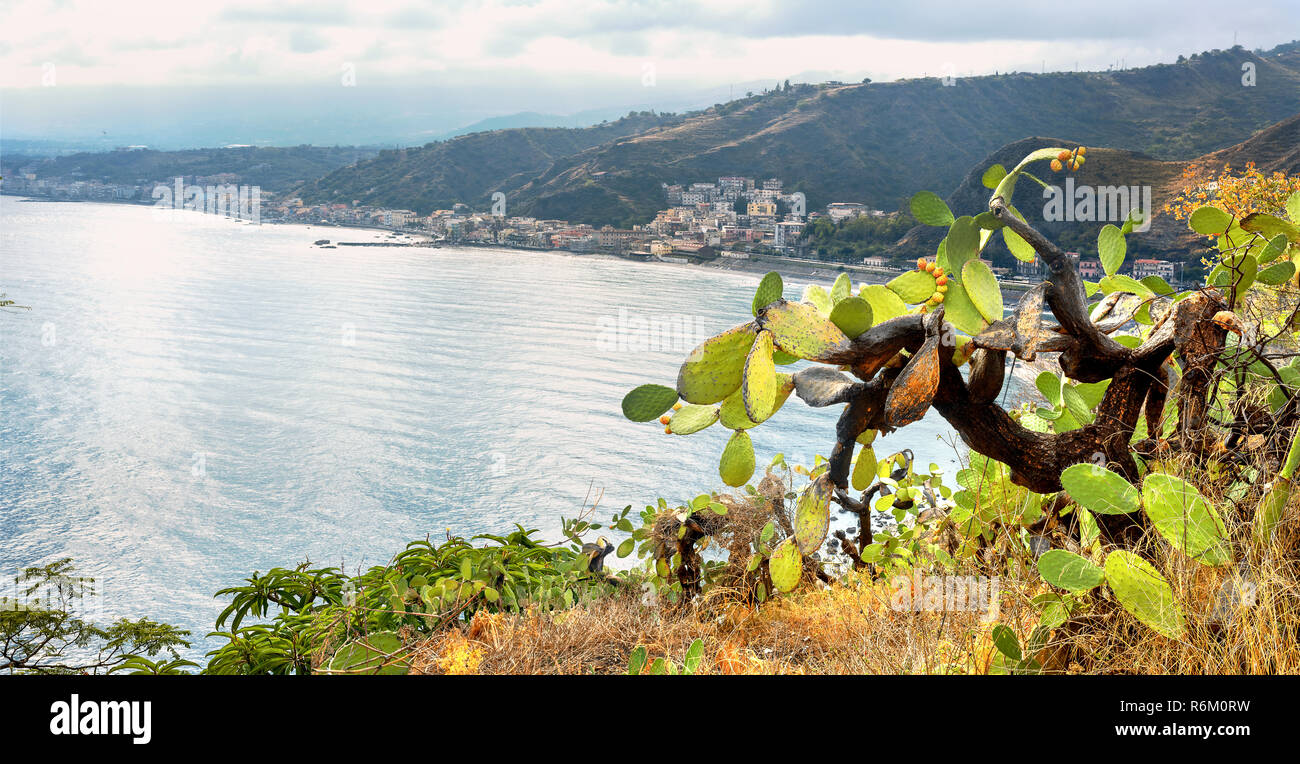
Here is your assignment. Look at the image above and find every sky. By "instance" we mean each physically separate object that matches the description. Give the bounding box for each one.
[1,0,1298,147]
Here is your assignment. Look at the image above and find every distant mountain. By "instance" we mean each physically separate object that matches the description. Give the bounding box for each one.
[297,43,1300,226]
[294,112,679,213]
[1,145,380,193]
[889,111,1300,268]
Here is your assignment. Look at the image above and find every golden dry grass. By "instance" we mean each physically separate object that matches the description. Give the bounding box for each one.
[404,515,1300,675]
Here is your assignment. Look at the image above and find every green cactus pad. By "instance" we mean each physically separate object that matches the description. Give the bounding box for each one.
[621,383,680,422]
[769,537,802,593]
[943,216,980,275]
[802,284,833,315]
[1141,473,1231,566]
[1259,233,1289,264]
[325,631,409,675]
[1241,212,1300,242]
[981,164,1007,189]
[910,190,955,227]
[1104,550,1186,639]
[1189,206,1232,236]
[1256,259,1296,285]
[1098,224,1126,276]
[830,272,853,304]
[1254,479,1289,548]
[851,444,877,491]
[859,284,906,325]
[794,474,832,554]
[886,269,938,304]
[743,331,778,423]
[1037,549,1105,592]
[760,300,852,361]
[961,259,1003,324]
[718,430,756,487]
[752,271,784,316]
[828,296,874,338]
[1060,463,1140,515]
[940,281,986,336]
[668,404,720,434]
[720,373,793,429]
[676,323,757,404]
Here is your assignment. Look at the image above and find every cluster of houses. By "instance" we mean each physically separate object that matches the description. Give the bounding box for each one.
[267,175,889,261]
[1017,252,1181,284]
[0,173,152,201]
[4,164,1180,282]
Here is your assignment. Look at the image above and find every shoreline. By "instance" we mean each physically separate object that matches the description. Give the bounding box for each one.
[2,193,1041,290]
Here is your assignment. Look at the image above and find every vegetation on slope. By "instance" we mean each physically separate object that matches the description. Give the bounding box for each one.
[298,44,1300,224]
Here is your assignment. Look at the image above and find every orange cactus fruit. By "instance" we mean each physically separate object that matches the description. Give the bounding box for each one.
[924,262,936,273]
[1050,158,1063,172]
[659,415,671,425]
[916,258,927,270]
[931,292,945,303]
[1077,146,1087,156]
[935,274,948,286]
[1056,150,1072,162]
[672,402,683,410]
[936,283,948,293]
[663,426,672,434]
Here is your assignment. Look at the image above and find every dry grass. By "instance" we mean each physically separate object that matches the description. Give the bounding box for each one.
[404,512,1300,675]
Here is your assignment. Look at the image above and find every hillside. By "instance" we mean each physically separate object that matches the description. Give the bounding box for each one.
[889,111,1300,268]
[294,112,680,214]
[297,43,1300,225]
[2,145,381,193]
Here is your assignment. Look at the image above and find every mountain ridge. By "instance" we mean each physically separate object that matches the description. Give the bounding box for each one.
[296,42,1300,226]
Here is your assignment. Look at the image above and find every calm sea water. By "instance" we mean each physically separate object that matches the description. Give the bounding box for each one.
[0,196,969,657]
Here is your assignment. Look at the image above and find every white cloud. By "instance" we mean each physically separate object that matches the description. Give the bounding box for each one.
[0,0,1295,90]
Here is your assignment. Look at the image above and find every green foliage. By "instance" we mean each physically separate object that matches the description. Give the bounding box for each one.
[627,638,705,676]
[0,559,192,675]
[204,520,624,674]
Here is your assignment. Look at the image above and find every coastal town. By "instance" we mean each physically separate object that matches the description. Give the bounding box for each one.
[0,169,1183,286]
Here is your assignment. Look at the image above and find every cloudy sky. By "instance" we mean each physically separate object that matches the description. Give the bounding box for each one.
[2,0,1297,147]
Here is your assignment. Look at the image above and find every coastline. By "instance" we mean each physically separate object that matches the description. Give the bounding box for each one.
[2,192,1039,290]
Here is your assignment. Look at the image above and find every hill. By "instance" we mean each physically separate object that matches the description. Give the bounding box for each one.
[297,43,1300,225]
[1,145,380,193]
[888,111,1300,269]
[293,112,680,216]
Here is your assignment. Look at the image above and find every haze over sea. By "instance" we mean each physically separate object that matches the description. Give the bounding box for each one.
[0,196,976,657]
